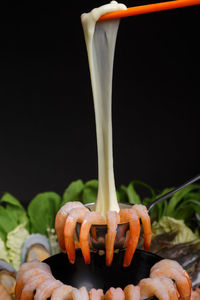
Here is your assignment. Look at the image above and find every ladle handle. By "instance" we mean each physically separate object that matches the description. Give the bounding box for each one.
[147,174,200,211]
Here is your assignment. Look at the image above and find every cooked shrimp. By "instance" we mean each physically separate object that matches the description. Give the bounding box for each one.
[71,288,84,300]
[150,265,191,300]
[20,272,53,300]
[55,201,84,251]
[15,261,51,300]
[105,287,125,300]
[79,287,89,299]
[158,277,179,300]
[80,211,105,264]
[124,284,140,300]
[132,204,152,251]
[119,209,140,267]
[105,211,120,266]
[139,277,171,300]
[51,284,73,300]
[89,288,104,300]
[0,283,12,300]
[151,259,192,290]
[34,278,63,300]
[64,207,89,264]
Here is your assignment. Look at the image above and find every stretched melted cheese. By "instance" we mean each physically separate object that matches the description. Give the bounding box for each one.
[81,2,127,218]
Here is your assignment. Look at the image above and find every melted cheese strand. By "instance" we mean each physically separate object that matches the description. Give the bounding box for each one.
[81,2,126,218]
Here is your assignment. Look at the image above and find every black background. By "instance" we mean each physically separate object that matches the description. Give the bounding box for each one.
[0,0,199,205]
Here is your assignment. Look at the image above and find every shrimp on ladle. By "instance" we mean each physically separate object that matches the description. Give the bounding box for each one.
[54,201,153,266]
[132,204,152,251]
[105,210,120,266]
[79,211,105,264]
[119,209,141,267]
[55,201,84,252]
[64,206,89,264]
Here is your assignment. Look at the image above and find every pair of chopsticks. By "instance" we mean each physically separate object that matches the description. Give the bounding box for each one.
[98,0,200,21]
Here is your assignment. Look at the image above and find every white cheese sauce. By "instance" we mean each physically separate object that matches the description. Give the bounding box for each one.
[81,2,127,218]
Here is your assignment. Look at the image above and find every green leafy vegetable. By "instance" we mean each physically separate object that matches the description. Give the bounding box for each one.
[61,180,84,206]
[0,193,29,241]
[28,192,61,236]
[6,223,29,270]
[82,180,98,204]
[0,237,9,262]
[152,216,199,244]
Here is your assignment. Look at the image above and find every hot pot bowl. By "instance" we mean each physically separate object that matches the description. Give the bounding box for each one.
[44,248,162,299]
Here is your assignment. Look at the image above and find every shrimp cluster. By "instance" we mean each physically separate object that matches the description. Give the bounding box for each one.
[55,202,152,267]
[15,260,88,300]
[14,260,140,299]
[15,258,192,300]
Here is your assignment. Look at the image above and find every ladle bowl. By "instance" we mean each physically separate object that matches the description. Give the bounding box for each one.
[76,202,131,250]
[76,174,200,250]
[44,248,162,299]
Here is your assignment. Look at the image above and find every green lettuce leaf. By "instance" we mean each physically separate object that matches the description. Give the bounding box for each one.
[61,180,84,206]
[6,223,29,270]
[82,180,98,204]
[0,237,9,262]
[0,193,29,231]
[152,216,198,244]
[28,192,61,235]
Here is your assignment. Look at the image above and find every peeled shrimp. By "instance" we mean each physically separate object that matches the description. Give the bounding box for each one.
[105,211,120,266]
[124,284,140,300]
[55,201,84,251]
[64,207,89,264]
[71,287,89,300]
[132,204,152,251]
[151,259,192,290]
[139,277,171,300]
[79,287,89,300]
[34,278,63,300]
[80,211,105,264]
[105,287,125,300]
[119,209,141,267]
[15,261,51,300]
[89,288,104,300]
[51,284,73,300]
[20,272,53,300]
[150,265,191,300]
[158,277,179,300]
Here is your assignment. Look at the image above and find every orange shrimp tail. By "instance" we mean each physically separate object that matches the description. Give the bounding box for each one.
[105,232,116,266]
[132,204,152,252]
[105,211,119,267]
[65,236,76,264]
[120,209,141,267]
[80,239,91,264]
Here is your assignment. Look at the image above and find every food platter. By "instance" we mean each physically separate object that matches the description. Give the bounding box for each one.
[44,248,162,297]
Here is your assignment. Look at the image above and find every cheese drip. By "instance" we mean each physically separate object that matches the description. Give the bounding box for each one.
[81,2,127,218]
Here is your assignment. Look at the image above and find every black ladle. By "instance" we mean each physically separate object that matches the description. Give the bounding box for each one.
[76,174,200,250]
[147,174,200,211]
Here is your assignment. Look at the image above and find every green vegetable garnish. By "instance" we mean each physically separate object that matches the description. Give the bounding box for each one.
[28,192,61,236]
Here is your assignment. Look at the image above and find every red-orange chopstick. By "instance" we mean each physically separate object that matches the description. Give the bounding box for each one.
[98,0,200,21]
